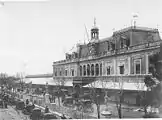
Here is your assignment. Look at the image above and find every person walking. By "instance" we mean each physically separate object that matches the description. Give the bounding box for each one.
[26,99,29,106]
[45,106,49,113]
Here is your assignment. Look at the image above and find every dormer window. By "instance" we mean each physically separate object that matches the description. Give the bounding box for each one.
[126,38,130,48]
[72,52,78,59]
[107,41,110,51]
[111,42,115,51]
[66,53,72,60]
[120,39,124,49]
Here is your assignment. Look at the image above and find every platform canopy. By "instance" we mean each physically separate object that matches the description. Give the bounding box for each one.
[24,78,73,86]
[83,80,147,91]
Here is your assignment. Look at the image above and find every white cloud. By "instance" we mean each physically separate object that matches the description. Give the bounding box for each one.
[0,0,162,75]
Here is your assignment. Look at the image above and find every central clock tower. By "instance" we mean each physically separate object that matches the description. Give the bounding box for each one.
[88,18,99,56]
[91,18,99,40]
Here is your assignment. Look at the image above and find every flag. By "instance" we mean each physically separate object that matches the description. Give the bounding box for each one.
[133,13,138,18]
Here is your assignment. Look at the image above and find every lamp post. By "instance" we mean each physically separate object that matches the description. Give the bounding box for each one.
[45,81,49,94]
[96,94,100,119]
[104,91,109,110]
[44,81,50,106]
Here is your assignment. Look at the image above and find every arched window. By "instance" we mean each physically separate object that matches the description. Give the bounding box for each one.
[126,38,130,48]
[87,64,90,76]
[71,69,74,76]
[111,42,115,51]
[120,39,124,49]
[91,64,94,76]
[80,66,82,76]
[55,71,57,76]
[54,68,57,76]
[59,71,62,76]
[83,65,86,76]
[95,64,99,76]
[100,63,102,76]
[65,70,68,76]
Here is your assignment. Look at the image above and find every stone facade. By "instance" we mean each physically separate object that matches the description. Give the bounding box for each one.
[53,25,162,91]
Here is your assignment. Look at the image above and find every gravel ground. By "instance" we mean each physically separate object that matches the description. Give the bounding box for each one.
[19,93,162,119]
[0,105,30,120]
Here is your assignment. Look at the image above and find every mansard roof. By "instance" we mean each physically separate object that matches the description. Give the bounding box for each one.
[79,26,161,58]
[53,26,161,64]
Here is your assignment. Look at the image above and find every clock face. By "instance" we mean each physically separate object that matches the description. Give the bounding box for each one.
[88,43,97,56]
[89,46,94,55]
[89,48,92,53]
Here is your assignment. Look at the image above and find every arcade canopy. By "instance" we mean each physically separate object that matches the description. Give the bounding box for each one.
[83,80,147,91]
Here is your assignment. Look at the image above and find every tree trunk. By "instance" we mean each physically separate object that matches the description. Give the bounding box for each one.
[118,104,122,118]
[97,104,100,119]
[144,106,147,115]
[58,96,60,108]
[116,99,122,118]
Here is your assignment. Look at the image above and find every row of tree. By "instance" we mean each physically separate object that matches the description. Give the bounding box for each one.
[0,73,25,92]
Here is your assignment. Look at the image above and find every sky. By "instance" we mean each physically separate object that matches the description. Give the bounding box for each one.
[0,0,162,76]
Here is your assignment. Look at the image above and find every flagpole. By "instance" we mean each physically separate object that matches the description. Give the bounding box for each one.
[132,13,138,28]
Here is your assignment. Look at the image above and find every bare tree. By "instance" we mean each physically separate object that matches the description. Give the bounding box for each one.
[0,73,20,94]
[15,72,26,91]
[111,75,124,119]
[134,75,146,106]
[0,73,8,88]
[100,79,109,95]
[87,80,101,119]
[53,77,66,108]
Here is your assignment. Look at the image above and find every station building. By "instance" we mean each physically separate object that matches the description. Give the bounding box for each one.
[52,23,162,104]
